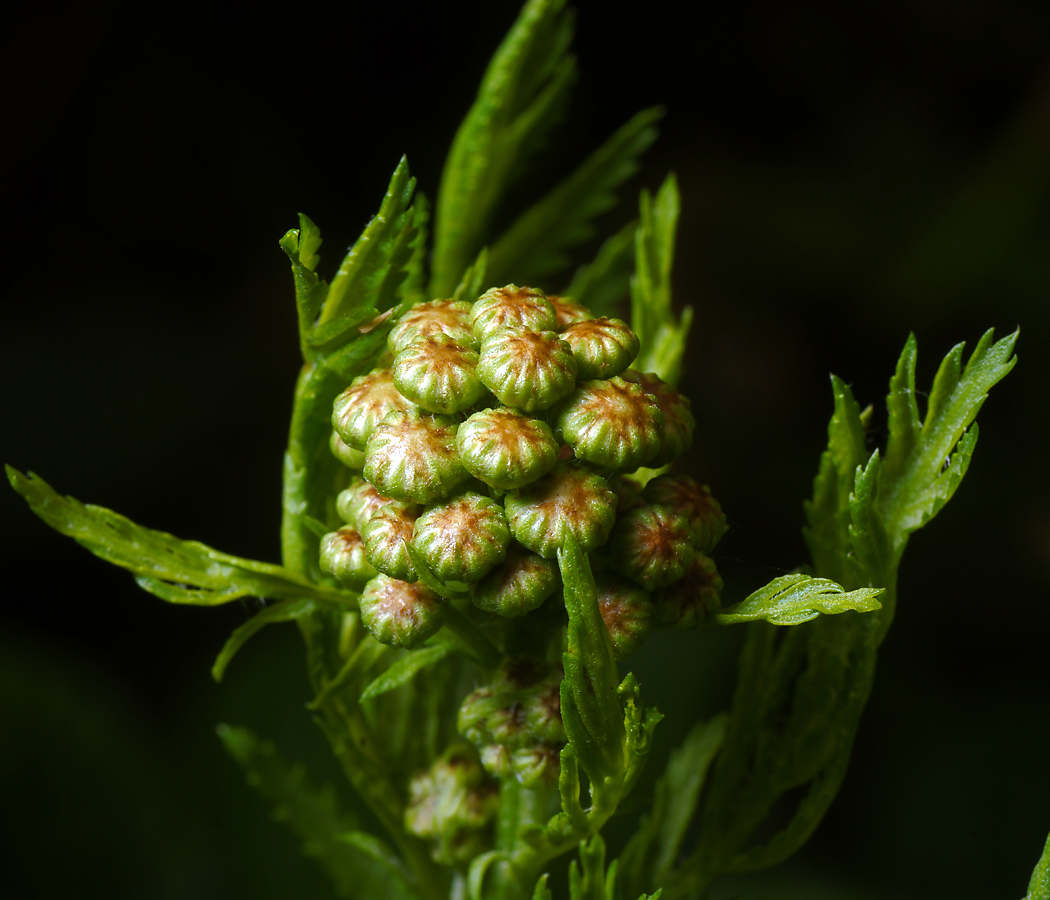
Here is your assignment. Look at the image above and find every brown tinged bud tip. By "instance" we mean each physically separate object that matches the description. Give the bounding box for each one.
[332,367,415,451]
[392,334,486,415]
[411,492,511,583]
[477,329,578,413]
[642,474,726,553]
[595,574,654,659]
[609,503,697,590]
[389,299,476,355]
[456,407,559,491]
[652,552,723,629]
[470,284,557,344]
[359,574,444,648]
[364,409,468,504]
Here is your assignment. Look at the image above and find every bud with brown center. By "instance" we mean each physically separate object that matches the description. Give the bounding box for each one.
[392,334,485,415]
[411,491,510,583]
[477,330,578,413]
[389,299,476,355]
[364,409,468,504]
[359,574,444,648]
[332,367,414,450]
[470,284,557,345]
[561,316,640,380]
[456,407,559,491]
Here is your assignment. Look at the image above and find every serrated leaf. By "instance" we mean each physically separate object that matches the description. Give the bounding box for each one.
[321,156,418,326]
[212,598,317,682]
[281,212,330,355]
[1028,830,1050,900]
[7,467,353,607]
[359,642,456,701]
[558,535,624,788]
[486,107,662,286]
[715,573,883,626]
[451,247,489,303]
[562,218,637,317]
[631,174,692,385]
[430,0,576,296]
[217,724,419,900]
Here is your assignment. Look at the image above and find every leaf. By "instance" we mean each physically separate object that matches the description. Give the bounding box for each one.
[430,0,576,296]
[1028,829,1050,900]
[562,218,638,317]
[320,156,419,326]
[218,724,419,900]
[212,598,317,682]
[631,174,692,385]
[359,642,456,702]
[280,212,330,355]
[7,467,353,607]
[878,328,1017,553]
[451,247,489,302]
[486,107,662,286]
[558,535,625,789]
[715,573,883,626]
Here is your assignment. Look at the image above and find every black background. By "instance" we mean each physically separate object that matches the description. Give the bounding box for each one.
[3,1,1049,898]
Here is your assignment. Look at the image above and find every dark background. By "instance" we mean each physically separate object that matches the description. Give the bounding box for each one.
[2,1,1048,898]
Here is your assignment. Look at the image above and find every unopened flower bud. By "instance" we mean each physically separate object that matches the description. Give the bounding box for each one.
[471,544,559,618]
[556,376,665,471]
[332,368,414,451]
[319,527,379,587]
[389,299,476,355]
[549,295,593,329]
[595,574,654,659]
[621,370,695,467]
[362,504,421,582]
[412,492,510,583]
[329,431,365,469]
[652,553,723,628]
[470,285,557,345]
[336,479,411,530]
[609,504,696,590]
[364,409,468,504]
[643,474,726,553]
[404,744,497,866]
[505,461,618,559]
[393,334,485,415]
[359,574,444,648]
[477,330,578,412]
[561,316,639,380]
[456,408,558,491]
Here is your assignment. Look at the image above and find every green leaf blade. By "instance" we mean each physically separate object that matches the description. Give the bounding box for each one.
[715,573,883,626]
[359,643,456,702]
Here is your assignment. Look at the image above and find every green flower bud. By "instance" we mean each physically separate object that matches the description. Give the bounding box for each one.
[471,543,559,618]
[609,504,696,590]
[609,474,645,516]
[470,284,557,345]
[329,431,365,469]
[549,295,593,329]
[412,492,510,583]
[622,370,695,467]
[332,367,414,451]
[561,316,640,380]
[595,574,654,659]
[642,474,726,552]
[336,479,412,530]
[389,299,476,355]
[456,408,558,491]
[362,504,421,581]
[404,744,497,866]
[458,659,565,787]
[477,330,578,413]
[364,409,468,504]
[359,574,444,648]
[319,527,379,587]
[652,553,723,628]
[505,461,618,559]
[392,334,486,415]
[556,376,665,471]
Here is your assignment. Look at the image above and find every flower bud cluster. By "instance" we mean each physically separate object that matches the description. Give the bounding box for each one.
[457,658,565,787]
[319,285,725,653]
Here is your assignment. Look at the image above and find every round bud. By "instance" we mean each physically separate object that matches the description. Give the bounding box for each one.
[393,334,485,415]
[622,370,695,467]
[359,574,444,648]
[329,431,365,469]
[505,461,618,559]
[332,368,414,451]
[364,409,468,504]
[549,295,593,329]
[556,376,665,471]
[456,408,559,491]
[561,316,640,380]
[477,330,578,412]
[609,504,696,590]
[470,285,557,345]
[471,544,559,617]
[642,474,726,552]
[362,504,421,582]
[389,299,475,355]
[595,574,654,659]
[412,492,510,583]
[652,553,723,628]
[336,479,412,530]
[319,527,379,587]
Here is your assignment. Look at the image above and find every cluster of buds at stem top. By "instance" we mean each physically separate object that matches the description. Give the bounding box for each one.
[319,284,727,656]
